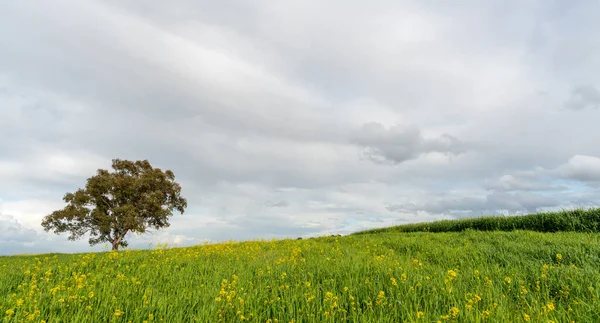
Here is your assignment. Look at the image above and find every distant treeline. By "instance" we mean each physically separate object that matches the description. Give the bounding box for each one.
[352,207,600,235]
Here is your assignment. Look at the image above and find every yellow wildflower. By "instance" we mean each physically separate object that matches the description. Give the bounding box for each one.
[447,270,458,280]
[376,290,386,306]
[449,307,459,319]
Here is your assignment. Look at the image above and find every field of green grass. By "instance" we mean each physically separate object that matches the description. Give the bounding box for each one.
[2,209,600,322]
[352,208,600,235]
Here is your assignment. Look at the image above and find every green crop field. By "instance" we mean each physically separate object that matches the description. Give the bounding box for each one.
[2,209,600,322]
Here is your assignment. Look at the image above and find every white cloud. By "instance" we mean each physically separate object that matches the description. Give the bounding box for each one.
[1,0,600,254]
[350,122,466,164]
[483,174,567,192]
[387,191,560,215]
[0,213,38,243]
[1,199,65,232]
[554,155,600,182]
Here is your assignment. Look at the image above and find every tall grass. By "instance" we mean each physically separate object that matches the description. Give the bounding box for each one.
[352,208,600,235]
[2,230,600,322]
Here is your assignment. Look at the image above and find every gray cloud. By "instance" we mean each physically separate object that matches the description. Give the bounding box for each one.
[1,1,600,254]
[265,200,289,208]
[0,214,38,243]
[553,155,600,182]
[565,85,600,110]
[386,191,560,215]
[351,122,466,164]
[490,154,600,188]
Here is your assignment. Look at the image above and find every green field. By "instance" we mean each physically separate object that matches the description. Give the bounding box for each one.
[352,208,600,235]
[2,210,600,322]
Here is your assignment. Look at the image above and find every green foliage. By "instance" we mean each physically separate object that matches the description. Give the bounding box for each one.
[352,208,600,235]
[41,159,187,251]
[1,231,600,322]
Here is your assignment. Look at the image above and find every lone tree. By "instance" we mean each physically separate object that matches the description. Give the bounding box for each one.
[42,159,187,251]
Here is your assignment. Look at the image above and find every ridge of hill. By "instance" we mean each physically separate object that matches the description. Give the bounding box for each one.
[351,207,600,235]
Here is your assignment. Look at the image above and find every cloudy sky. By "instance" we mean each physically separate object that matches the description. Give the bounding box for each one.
[1,1,600,255]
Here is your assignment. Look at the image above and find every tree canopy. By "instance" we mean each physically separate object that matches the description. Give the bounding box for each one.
[42,159,187,250]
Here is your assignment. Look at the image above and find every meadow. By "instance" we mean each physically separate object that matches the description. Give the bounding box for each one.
[2,209,600,322]
[352,208,600,235]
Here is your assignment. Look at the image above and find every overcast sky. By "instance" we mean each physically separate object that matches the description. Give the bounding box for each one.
[1,1,600,255]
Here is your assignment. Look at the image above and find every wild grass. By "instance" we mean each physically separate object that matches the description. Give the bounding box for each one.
[352,208,600,235]
[2,229,600,322]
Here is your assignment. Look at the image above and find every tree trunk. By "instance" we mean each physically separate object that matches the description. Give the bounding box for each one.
[111,229,128,251]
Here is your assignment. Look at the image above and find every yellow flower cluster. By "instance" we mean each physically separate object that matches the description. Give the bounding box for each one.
[0,232,596,322]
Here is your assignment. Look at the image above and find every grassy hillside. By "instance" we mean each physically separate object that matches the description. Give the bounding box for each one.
[2,229,600,322]
[352,208,600,235]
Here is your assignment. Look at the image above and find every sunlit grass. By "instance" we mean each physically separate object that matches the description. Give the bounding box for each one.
[352,208,600,235]
[2,228,600,322]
